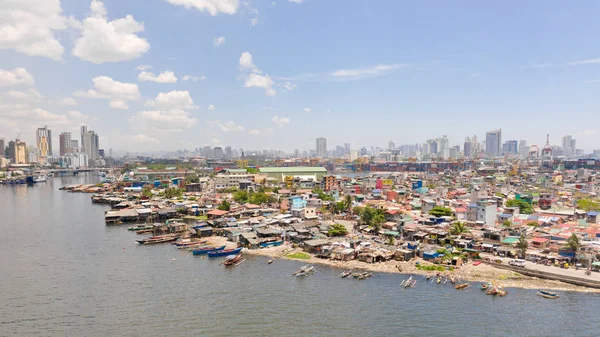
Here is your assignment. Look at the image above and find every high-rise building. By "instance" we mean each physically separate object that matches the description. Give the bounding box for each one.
[561,135,576,157]
[59,132,72,156]
[464,137,472,158]
[80,125,87,152]
[0,137,4,157]
[472,135,479,155]
[316,137,327,158]
[225,146,232,159]
[388,141,395,151]
[502,140,518,155]
[486,129,502,157]
[8,139,27,164]
[83,130,99,166]
[213,147,224,159]
[36,126,52,163]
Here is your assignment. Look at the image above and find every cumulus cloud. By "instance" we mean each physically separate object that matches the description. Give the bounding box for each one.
[208,104,216,111]
[239,52,260,72]
[248,129,261,136]
[214,36,226,47]
[67,110,97,123]
[0,0,69,60]
[207,120,245,132]
[0,68,35,87]
[72,0,150,64]
[4,89,42,100]
[289,0,304,3]
[109,100,129,110]
[244,73,276,96]
[135,64,152,71]
[303,107,312,113]
[74,75,140,109]
[58,97,77,106]
[330,64,405,79]
[144,90,195,110]
[182,75,206,81]
[165,0,239,15]
[272,116,289,127]
[130,110,198,132]
[138,71,178,83]
[282,82,297,92]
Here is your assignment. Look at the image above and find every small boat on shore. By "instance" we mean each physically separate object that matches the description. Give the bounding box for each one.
[401,276,416,288]
[293,265,315,276]
[136,235,178,244]
[339,270,351,278]
[454,283,470,290]
[136,229,154,234]
[267,258,275,264]
[222,254,244,266]
[537,290,559,299]
[34,175,47,183]
[259,240,284,248]
[207,247,243,257]
[486,286,507,297]
[192,245,226,255]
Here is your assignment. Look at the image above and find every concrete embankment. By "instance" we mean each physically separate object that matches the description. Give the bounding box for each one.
[483,262,600,289]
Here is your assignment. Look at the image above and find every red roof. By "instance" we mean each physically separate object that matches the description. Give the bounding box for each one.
[385,209,399,215]
[532,237,549,244]
[455,207,467,213]
[244,203,260,209]
[207,209,228,216]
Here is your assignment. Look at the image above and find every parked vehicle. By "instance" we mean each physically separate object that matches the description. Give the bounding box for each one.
[508,259,526,267]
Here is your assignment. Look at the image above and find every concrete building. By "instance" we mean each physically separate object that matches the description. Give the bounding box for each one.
[36,126,52,163]
[502,140,518,155]
[9,139,27,164]
[562,135,576,157]
[464,137,472,158]
[316,137,327,158]
[27,146,38,163]
[477,200,497,226]
[0,137,4,157]
[82,130,99,166]
[59,132,72,156]
[486,129,502,157]
[259,167,328,182]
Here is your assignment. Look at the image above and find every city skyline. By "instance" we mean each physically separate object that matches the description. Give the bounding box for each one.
[2,1,600,152]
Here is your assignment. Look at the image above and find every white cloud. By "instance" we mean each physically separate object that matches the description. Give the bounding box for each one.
[330,63,405,79]
[58,97,77,106]
[4,88,42,100]
[135,64,152,71]
[239,52,260,72]
[303,107,312,113]
[165,0,239,15]
[289,0,304,3]
[248,128,261,136]
[72,0,150,64]
[138,71,178,83]
[144,90,195,110]
[214,36,226,47]
[67,110,96,122]
[272,116,289,127]
[130,110,198,132]
[182,75,206,81]
[208,104,216,111]
[0,68,35,87]
[0,0,68,60]
[282,82,297,91]
[109,100,129,110]
[567,58,600,66]
[127,134,159,144]
[74,76,140,109]
[244,73,276,96]
[250,18,258,26]
[207,120,245,132]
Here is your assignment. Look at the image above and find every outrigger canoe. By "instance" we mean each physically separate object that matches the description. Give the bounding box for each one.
[207,247,243,257]
[192,245,226,255]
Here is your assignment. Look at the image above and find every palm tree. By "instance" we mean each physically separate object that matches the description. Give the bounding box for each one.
[566,233,581,263]
[517,234,528,259]
[449,222,468,235]
[344,194,353,214]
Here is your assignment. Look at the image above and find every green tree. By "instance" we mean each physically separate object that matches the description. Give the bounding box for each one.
[344,194,353,213]
[327,223,348,237]
[186,174,199,183]
[449,222,469,235]
[386,236,395,246]
[233,190,250,203]
[526,221,538,227]
[249,192,275,205]
[163,187,183,199]
[334,201,347,214]
[566,233,581,261]
[577,199,600,212]
[429,206,453,217]
[246,167,260,174]
[218,199,231,211]
[141,185,153,198]
[502,220,512,227]
[505,199,533,214]
[517,234,528,259]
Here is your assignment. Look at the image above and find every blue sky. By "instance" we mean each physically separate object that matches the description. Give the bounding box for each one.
[1,0,600,153]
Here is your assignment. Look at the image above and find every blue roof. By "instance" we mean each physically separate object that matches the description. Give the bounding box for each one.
[587,211,600,216]
[468,204,477,207]
[500,214,512,217]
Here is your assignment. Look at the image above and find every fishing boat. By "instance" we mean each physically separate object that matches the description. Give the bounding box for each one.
[267,258,275,264]
[192,245,226,255]
[436,277,442,284]
[128,224,154,231]
[136,229,154,234]
[207,247,243,257]
[136,236,178,244]
[537,290,559,299]
[222,254,243,266]
[357,272,372,280]
[401,276,416,287]
[259,240,284,248]
[34,175,47,183]
[293,265,315,276]
[339,270,352,278]
[454,283,470,290]
[486,286,507,296]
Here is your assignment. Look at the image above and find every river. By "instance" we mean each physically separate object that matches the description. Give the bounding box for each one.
[1,174,598,337]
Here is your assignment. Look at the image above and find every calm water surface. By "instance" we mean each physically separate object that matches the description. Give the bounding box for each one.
[1,174,599,337]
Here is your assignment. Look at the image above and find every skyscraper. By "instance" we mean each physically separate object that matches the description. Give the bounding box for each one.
[502,140,518,155]
[59,132,72,156]
[486,129,502,157]
[0,137,5,157]
[464,137,472,158]
[9,139,27,164]
[36,126,52,163]
[316,137,327,158]
[561,135,576,157]
[83,130,99,166]
[80,125,87,152]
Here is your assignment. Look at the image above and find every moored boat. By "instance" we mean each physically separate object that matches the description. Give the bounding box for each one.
[222,254,243,266]
[207,247,243,257]
[454,283,470,290]
[136,236,178,244]
[192,245,226,255]
[338,270,351,278]
[537,290,559,299]
[259,240,284,248]
[128,224,154,231]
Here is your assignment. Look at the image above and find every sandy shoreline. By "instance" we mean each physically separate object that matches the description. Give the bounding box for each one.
[235,242,600,293]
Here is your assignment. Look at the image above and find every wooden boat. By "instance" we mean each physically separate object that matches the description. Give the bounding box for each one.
[357,272,372,280]
[454,283,470,290]
[267,258,275,264]
[486,286,507,296]
[222,254,243,266]
[177,241,207,249]
[472,261,482,266]
[339,271,351,278]
[136,229,154,234]
[128,224,154,231]
[259,240,284,248]
[192,245,226,255]
[293,265,315,276]
[537,290,559,299]
[497,289,508,296]
[480,283,491,291]
[436,277,442,284]
[207,247,243,257]
[136,236,178,244]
